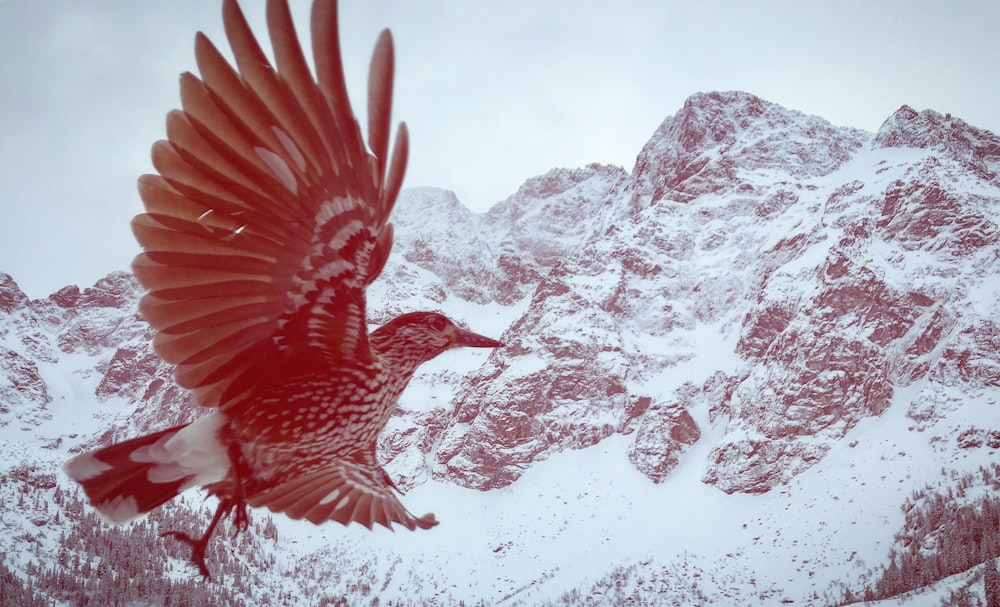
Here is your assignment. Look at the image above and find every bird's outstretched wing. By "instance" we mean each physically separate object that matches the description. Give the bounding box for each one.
[245,460,438,530]
[131,0,407,411]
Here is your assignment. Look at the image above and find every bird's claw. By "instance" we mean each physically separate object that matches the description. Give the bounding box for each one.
[161,530,212,579]
[232,499,251,532]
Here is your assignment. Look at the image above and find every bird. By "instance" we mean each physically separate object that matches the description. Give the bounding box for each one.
[63,0,502,578]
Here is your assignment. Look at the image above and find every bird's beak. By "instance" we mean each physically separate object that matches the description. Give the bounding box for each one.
[454,329,504,348]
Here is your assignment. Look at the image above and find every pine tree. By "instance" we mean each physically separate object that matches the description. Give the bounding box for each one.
[985,558,1000,607]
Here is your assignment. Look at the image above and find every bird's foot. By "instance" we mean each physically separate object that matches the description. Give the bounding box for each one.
[161,444,253,578]
[161,496,243,579]
[231,498,251,533]
[227,442,251,533]
[161,529,213,579]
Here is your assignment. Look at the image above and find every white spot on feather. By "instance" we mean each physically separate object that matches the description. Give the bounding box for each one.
[311,259,354,281]
[328,220,365,250]
[130,433,174,464]
[316,197,361,225]
[272,126,306,172]
[98,495,140,524]
[255,146,298,194]
[221,224,249,242]
[144,413,230,486]
[63,452,112,482]
[319,488,342,505]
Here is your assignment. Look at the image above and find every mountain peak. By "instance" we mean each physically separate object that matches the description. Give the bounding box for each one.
[0,272,29,313]
[628,90,867,208]
[875,105,1000,181]
[667,90,774,153]
[667,90,855,152]
[75,270,141,310]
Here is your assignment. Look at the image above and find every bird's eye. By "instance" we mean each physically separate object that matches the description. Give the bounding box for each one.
[428,315,448,332]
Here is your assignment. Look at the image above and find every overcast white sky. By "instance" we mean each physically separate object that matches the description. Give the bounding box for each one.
[1,0,998,299]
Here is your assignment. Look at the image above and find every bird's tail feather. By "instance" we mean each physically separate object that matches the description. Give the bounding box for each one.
[64,424,196,524]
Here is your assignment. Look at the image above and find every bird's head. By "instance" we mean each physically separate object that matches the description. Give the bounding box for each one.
[371,311,503,367]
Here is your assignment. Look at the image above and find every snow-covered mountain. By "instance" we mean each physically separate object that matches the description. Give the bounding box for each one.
[2,91,999,606]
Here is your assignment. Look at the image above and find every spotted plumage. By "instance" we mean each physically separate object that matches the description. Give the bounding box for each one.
[62,0,502,578]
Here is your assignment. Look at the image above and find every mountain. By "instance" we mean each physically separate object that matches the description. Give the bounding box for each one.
[1,90,999,606]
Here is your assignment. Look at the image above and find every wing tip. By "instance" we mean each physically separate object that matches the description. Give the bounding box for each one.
[414,512,439,530]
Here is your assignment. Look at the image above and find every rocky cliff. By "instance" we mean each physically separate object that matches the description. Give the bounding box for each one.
[417,92,1000,496]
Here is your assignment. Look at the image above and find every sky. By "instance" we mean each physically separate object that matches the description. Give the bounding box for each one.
[1,0,998,299]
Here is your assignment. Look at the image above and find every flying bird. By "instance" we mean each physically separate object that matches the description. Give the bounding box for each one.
[63,0,502,578]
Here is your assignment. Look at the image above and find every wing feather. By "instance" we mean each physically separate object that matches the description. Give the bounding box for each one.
[266,0,336,175]
[246,460,438,530]
[137,172,300,250]
[152,318,269,365]
[382,123,409,217]
[133,0,407,410]
[141,299,276,336]
[311,0,363,176]
[367,30,394,187]
[192,31,289,172]
[222,0,323,184]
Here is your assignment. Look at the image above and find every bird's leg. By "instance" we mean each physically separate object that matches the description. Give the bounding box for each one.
[162,499,233,579]
[227,441,251,532]
[161,442,252,578]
